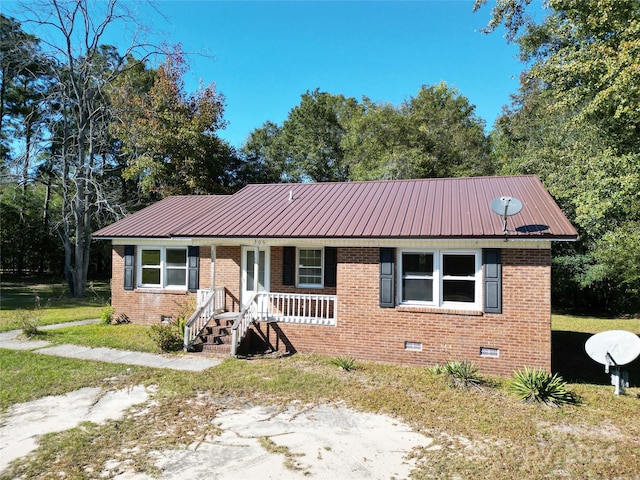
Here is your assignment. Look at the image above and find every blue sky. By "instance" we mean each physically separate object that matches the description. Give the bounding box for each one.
[9,1,538,148]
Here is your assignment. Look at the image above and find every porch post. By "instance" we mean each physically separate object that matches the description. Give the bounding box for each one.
[211,245,216,289]
[253,246,260,319]
[253,246,259,294]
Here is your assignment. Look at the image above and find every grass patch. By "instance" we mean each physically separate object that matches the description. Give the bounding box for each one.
[40,323,158,353]
[0,349,141,411]
[1,291,639,479]
[2,351,640,479]
[259,436,307,472]
[0,278,110,332]
[552,314,640,333]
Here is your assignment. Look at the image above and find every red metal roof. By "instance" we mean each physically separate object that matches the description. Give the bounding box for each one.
[93,176,578,240]
[93,195,225,238]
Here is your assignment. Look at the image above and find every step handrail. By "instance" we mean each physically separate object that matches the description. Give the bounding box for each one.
[184,287,225,350]
[230,293,258,356]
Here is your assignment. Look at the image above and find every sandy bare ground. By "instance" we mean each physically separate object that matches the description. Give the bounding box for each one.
[0,388,437,479]
[0,386,150,473]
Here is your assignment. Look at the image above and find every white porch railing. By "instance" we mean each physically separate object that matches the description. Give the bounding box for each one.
[230,293,257,356]
[184,287,225,350]
[186,290,338,355]
[256,292,337,325]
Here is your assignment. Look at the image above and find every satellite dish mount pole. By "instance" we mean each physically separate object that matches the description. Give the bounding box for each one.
[502,197,511,234]
[490,196,523,241]
[605,352,628,395]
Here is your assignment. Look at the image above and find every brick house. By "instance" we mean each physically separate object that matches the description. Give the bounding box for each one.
[93,175,578,375]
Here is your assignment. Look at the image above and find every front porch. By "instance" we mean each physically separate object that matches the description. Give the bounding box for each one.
[184,287,337,355]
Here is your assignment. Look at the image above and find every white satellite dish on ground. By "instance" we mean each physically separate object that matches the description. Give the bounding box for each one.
[585,330,640,395]
[490,196,523,234]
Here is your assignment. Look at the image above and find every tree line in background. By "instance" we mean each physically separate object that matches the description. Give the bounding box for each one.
[1,0,638,314]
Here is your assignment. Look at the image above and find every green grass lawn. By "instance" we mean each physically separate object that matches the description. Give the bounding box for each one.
[553,313,640,334]
[40,323,158,353]
[1,351,639,479]
[0,277,109,331]
[1,278,640,479]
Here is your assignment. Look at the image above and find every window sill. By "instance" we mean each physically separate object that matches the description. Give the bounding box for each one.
[135,288,189,295]
[396,305,483,316]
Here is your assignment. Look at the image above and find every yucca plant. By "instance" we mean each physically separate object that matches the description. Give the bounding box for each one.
[330,356,357,371]
[509,367,578,407]
[443,360,483,390]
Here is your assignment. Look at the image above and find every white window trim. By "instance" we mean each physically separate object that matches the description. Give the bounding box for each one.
[137,246,188,290]
[399,250,437,305]
[398,249,481,310]
[297,247,324,289]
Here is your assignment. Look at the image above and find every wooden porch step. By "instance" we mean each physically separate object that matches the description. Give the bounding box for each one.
[203,325,231,336]
[200,332,230,343]
[213,311,238,322]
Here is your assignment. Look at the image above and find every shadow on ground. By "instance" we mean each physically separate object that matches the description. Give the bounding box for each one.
[552,331,640,386]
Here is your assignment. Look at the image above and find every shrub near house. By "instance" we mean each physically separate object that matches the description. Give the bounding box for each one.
[94,176,578,375]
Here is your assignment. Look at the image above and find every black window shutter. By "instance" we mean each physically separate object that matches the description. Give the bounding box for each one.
[324,247,337,287]
[379,247,395,308]
[483,249,502,313]
[283,246,295,286]
[187,246,199,292]
[124,245,134,291]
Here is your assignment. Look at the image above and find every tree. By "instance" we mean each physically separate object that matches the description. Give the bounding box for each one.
[346,84,491,180]
[279,89,356,182]
[235,121,287,186]
[242,84,491,184]
[0,14,50,184]
[111,48,236,196]
[13,0,154,297]
[478,0,640,313]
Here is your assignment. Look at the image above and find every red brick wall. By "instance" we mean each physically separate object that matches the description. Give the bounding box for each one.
[112,244,551,375]
[111,245,211,325]
[251,247,551,376]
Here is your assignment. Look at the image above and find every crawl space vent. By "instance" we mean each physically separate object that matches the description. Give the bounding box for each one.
[480,347,499,358]
[404,341,423,352]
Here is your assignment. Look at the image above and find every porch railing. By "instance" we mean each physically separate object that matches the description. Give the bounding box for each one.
[186,290,337,355]
[256,292,337,325]
[230,293,257,356]
[184,286,225,350]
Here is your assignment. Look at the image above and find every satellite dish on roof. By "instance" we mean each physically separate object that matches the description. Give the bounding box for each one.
[585,330,640,395]
[490,196,523,234]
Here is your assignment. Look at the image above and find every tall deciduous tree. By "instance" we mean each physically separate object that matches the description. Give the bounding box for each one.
[16,0,151,296]
[478,0,640,312]
[242,84,491,183]
[111,48,235,196]
[279,89,356,182]
[235,121,287,186]
[345,84,491,180]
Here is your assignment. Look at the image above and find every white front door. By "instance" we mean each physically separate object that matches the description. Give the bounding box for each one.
[241,247,270,309]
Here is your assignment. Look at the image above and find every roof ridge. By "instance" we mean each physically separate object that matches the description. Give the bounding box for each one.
[241,174,539,188]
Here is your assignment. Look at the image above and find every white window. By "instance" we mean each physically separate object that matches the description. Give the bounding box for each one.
[398,250,481,309]
[138,247,188,289]
[401,252,434,302]
[298,248,323,288]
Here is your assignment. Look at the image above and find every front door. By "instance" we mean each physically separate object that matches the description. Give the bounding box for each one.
[241,247,270,309]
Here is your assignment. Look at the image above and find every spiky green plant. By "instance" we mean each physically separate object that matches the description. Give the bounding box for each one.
[426,364,446,375]
[330,356,357,371]
[443,360,483,390]
[509,367,578,407]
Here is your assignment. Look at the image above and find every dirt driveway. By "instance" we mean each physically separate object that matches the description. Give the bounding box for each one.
[0,386,437,479]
